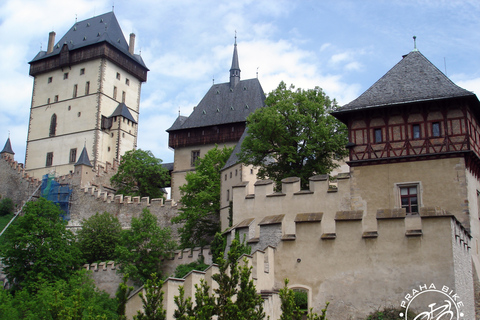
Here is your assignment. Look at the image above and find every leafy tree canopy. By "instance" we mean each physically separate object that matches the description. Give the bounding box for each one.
[77,211,123,264]
[239,81,348,188]
[115,208,176,284]
[0,197,14,216]
[172,145,233,249]
[0,270,118,320]
[0,197,81,291]
[111,149,170,199]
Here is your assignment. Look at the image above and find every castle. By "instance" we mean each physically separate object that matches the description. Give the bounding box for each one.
[1,12,480,320]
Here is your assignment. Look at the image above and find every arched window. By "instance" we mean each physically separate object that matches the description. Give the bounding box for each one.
[49,114,57,136]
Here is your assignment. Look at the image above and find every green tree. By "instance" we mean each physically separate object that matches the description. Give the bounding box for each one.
[115,208,176,284]
[0,270,118,320]
[239,81,348,188]
[77,211,122,264]
[0,197,14,216]
[116,274,134,319]
[279,279,302,320]
[0,197,81,291]
[173,238,262,320]
[172,145,233,249]
[111,149,170,199]
[134,273,166,320]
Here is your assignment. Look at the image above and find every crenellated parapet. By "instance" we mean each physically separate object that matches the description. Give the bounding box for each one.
[125,247,277,320]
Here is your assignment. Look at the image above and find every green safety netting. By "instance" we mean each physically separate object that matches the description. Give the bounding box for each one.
[41,174,73,220]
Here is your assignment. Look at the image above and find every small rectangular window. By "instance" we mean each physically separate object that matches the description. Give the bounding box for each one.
[47,98,51,104]
[400,186,418,213]
[85,81,90,95]
[227,189,230,201]
[374,128,382,143]
[412,124,420,139]
[113,86,117,100]
[63,72,69,80]
[116,72,121,80]
[80,68,85,75]
[46,152,53,167]
[69,148,77,163]
[191,150,200,167]
[54,95,59,102]
[73,84,77,98]
[48,77,52,83]
[432,122,440,137]
[122,91,126,103]
[125,78,130,86]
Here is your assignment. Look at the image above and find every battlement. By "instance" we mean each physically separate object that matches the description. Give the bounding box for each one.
[126,246,276,320]
[1,154,42,186]
[80,186,176,208]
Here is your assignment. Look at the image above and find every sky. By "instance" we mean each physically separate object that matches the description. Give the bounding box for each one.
[1,0,479,165]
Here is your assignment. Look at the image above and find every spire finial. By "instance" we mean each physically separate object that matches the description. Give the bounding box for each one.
[212,75,215,85]
[178,106,181,116]
[8,130,10,138]
[235,30,237,44]
[75,14,77,23]
[413,36,418,51]
[256,67,259,79]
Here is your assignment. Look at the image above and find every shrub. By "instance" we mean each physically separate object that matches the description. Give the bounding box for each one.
[364,306,417,320]
[0,198,14,216]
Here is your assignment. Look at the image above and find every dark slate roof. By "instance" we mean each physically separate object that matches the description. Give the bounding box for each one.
[222,129,247,170]
[75,146,93,167]
[0,138,14,155]
[333,50,476,119]
[30,12,147,69]
[162,162,174,171]
[110,103,137,123]
[167,78,265,131]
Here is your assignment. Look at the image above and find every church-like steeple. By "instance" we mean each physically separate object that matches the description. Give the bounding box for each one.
[0,137,14,160]
[229,34,241,88]
[74,146,92,167]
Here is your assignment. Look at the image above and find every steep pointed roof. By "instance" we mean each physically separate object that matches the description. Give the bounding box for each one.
[333,50,477,121]
[74,146,92,167]
[0,137,14,155]
[229,37,241,88]
[30,12,147,69]
[167,78,265,132]
[110,103,137,123]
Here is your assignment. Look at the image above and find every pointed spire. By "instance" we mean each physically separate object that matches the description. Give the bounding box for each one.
[74,146,92,167]
[413,35,418,52]
[0,137,14,156]
[229,32,241,88]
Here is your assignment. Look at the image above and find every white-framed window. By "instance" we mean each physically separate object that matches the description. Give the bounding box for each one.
[395,182,422,214]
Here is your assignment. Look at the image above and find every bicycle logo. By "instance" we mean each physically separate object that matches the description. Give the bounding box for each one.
[399,284,464,320]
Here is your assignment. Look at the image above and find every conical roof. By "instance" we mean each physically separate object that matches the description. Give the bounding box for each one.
[74,146,92,167]
[0,137,14,155]
[333,50,476,121]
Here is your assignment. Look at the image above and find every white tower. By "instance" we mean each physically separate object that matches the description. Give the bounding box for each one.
[25,12,148,178]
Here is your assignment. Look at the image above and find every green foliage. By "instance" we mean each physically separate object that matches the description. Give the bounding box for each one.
[210,232,227,264]
[134,273,166,320]
[279,279,302,320]
[0,212,15,236]
[239,81,348,188]
[174,257,209,279]
[306,303,329,320]
[364,307,417,320]
[294,290,308,311]
[0,269,118,320]
[116,274,134,319]
[110,149,170,199]
[77,211,122,264]
[173,239,262,320]
[115,208,176,284]
[0,197,81,291]
[0,197,14,216]
[172,145,233,248]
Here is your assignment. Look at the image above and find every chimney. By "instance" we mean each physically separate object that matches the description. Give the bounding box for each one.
[47,31,56,54]
[129,33,135,55]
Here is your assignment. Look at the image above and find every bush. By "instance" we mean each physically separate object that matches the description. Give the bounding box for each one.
[0,198,14,216]
[174,257,209,278]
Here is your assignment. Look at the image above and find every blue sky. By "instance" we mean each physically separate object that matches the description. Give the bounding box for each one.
[1,0,479,165]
